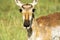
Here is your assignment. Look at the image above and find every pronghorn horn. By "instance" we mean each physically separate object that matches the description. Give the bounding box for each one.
[15,0,23,7]
[31,0,38,6]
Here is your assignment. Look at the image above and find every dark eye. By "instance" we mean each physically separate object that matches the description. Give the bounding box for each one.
[32,9,35,12]
[19,9,22,12]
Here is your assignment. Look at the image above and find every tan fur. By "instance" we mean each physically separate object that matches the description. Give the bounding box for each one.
[31,12,60,40]
[22,11,32,20]
[36,12,60,27]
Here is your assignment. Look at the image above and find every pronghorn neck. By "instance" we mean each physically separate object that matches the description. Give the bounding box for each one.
[27,27,32,38]
[27,18,40,37]
[31,18,39,31]
[27,18,36,37]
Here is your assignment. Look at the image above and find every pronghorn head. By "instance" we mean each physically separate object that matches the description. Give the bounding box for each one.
[15,0,38,29]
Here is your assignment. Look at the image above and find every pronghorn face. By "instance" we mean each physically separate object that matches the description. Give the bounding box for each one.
[20,4,35,29]
[15,0,38,29]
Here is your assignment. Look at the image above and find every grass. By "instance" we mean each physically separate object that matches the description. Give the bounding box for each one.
[0,0,60,40]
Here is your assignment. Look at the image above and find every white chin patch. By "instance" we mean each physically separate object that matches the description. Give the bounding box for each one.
[24,27,30,29]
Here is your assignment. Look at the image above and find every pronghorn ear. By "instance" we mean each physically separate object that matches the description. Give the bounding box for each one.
[15,0,23,7]
[30,0,38,6]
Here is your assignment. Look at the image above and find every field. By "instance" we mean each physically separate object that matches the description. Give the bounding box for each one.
[0,0,60,40]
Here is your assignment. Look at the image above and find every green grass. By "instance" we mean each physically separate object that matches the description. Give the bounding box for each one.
[0,0,60,40]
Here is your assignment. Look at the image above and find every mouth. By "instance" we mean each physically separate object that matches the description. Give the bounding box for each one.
[24,20,30,26]
[24,27,31,29]
[23,20,31,29]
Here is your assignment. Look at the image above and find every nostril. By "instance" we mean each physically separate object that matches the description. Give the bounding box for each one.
[23,20,30,27]
[24,23,30,27]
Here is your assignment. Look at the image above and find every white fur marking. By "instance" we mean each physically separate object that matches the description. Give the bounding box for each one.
[36,37,42,40]
[28,31,35,40]
[29,16,32,20]
[23,16,25,21]
[51,26,60,40]
[28,31,42,40]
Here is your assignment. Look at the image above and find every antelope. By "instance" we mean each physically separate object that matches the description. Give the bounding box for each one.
[15,0,60,40]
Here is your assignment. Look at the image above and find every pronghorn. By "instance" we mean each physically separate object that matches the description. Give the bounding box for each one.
[15,0,60,40]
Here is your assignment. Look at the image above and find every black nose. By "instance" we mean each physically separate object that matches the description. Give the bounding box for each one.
[24,20,30,27]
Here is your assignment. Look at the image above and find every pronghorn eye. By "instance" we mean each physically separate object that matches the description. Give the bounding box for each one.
[19,9,22,12]
[32,9,35,12]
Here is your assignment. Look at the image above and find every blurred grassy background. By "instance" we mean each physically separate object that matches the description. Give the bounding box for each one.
[0,0,60,40]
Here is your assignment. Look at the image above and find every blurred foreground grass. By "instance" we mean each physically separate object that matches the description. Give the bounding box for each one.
[0,0,60,40]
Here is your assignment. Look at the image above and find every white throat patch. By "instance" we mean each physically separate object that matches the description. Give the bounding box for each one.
[51,26,60,40]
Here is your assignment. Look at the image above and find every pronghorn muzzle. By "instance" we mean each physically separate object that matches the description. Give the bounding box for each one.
[24,20,30,27]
